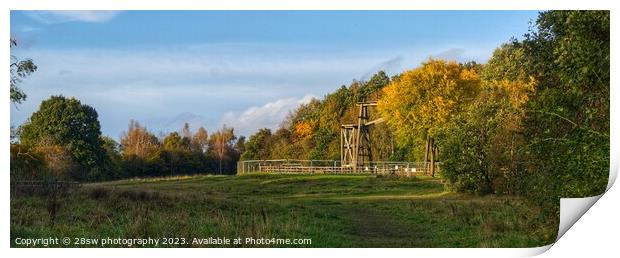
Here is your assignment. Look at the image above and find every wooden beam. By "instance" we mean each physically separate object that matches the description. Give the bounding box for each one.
[364,117,386,126]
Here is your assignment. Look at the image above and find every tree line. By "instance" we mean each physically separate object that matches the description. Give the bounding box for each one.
[240,70,408,162]
[11,95,245,181]
[11,39,245,181]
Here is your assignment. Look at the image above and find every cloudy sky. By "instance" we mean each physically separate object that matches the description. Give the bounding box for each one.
[10,10,539,139]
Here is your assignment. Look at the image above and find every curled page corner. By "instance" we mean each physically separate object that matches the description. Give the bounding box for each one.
[516,244,554,257]
[607,157,618,190]
[554,156,618,246]
[557,194,603,241]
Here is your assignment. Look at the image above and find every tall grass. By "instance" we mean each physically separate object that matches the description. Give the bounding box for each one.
[11,174,557,247]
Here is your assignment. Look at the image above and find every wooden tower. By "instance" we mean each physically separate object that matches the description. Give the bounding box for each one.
[341,101,385,172]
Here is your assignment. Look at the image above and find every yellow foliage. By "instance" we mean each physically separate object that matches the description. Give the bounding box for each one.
[378,58,481,145]
[483,76,537,110]
[294,120,313,139]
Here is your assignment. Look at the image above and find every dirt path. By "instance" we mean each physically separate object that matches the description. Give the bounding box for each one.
[340,207,424,247]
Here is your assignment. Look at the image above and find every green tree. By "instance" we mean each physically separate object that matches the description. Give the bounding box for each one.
[161,131,192,176]
[359,70,390,101]
[438,84,530,194]
[10,38,37,104]
[19,96,108,180]
[270,128,294,159]
[481,42,529,83]
[475,42,536,195]
[163,132,190,150]
[97,136,122,180]
[234,136,246,154]
[519,11,610,211]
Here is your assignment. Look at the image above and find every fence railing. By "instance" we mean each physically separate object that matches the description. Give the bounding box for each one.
[10,180,80,196]
[237,159,440,176]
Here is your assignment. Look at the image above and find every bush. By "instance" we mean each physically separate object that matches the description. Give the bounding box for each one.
[438,90,522,195]
[10,144,46,181]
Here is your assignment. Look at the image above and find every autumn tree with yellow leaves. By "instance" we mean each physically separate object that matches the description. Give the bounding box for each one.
[378,59,481,176]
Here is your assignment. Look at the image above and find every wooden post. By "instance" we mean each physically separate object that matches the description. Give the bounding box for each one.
[340,127,343,166]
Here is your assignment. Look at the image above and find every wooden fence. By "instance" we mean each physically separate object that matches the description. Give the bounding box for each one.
[237,159,440,177]
[10,180,80,195]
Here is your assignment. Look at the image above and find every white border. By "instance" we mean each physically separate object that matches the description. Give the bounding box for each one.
[3,1,617,258]
[2,0,616,10]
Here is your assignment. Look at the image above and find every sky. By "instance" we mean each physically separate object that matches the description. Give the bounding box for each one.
[10,10,540,140]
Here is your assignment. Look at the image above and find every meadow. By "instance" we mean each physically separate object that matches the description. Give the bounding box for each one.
[11,174,557,247]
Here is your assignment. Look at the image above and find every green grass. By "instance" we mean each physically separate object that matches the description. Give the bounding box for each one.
[10,173,557,247]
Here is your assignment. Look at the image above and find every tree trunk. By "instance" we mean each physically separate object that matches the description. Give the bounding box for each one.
[219,158,222,175]
[424,135,430,175]
[424,135,430,162]
[430,137,435,177]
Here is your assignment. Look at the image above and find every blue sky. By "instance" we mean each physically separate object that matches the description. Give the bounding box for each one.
[10,10,540,139]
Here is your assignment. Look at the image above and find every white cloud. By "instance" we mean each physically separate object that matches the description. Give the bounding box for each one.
[12,44,405,107]
[10,43,490,138]
[220,95,317,136]
[17,25,40,33]
[361,56,403,81]
[432,48,467,61]
[428,47,493,63]
[26,11,122,24]
[9,44,378,138]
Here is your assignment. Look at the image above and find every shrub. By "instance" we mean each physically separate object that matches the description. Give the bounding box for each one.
[438,89,523,195]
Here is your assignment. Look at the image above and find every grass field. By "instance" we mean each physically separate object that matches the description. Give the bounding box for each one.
[11,174,557,247]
